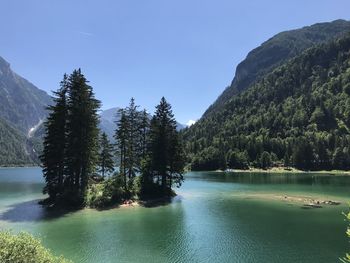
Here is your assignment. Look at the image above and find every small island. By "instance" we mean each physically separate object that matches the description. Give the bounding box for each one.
[40,69,185,210]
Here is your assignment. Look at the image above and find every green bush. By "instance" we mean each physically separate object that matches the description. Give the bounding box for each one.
[0,231,71,263]
[86,175,126,208]
[342,211,350,262]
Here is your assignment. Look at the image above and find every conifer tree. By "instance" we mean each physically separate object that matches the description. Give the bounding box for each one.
[64,69,101,204]
[146,97,185,194]
[138,109,150,160]
[125,98,140,181]
[98,132,115,177]
[41,75,68,202]
[115,109,129,191]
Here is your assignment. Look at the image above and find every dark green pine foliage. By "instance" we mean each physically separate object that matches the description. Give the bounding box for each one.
[64,69,101,205]
[41,75,68,202]
[125,98,140,182]
[115,108,129,191]
[114,99,149,193]
[138,109,149,160]
[184,33,350,171]
[142,97,185,197]
[98,132,115,177]
[42,69,100,206]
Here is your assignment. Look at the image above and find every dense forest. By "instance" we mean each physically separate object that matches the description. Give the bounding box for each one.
[41,70,185,207]
[183,33,350,171]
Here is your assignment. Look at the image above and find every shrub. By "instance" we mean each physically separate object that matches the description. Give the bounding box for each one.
[0,231,71,263]
[342,210,350,262]
[86,175,126,208]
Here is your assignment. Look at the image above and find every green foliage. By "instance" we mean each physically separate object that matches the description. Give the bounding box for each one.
[41,69,101,207]
[191,146,226,171]
[184,33,350,171]
[227,150,249,169]
[114,98,149,193]
[260,151,272,169]
[86,175,125,208]
[0,231,71,263]
[141,97,185,198]
[0,117,32,166]
[341,210,350,263]
[98,132,115,177]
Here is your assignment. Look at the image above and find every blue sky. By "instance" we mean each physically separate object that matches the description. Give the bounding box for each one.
[1,0,350,125]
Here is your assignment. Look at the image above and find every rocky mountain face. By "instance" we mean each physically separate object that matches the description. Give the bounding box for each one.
[0,56,52,134]
[203,19,350,118]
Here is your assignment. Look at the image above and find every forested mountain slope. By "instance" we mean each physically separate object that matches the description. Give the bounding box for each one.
[204,19,350,118]
[0,56,51,166]
[183,33,350,171]
[0,117,32,165]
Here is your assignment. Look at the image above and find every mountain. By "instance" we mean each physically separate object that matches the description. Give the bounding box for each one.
[99,107,122,141]
[204,19,350,118]
[99,107,186,141]
[0,56,52,166]
[0,56,52,134]
[183,29,350,171]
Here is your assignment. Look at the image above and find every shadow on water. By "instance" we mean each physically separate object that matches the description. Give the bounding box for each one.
[0,199,79,223]
[139,195,182,208]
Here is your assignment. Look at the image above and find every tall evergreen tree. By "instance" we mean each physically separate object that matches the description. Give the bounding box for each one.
[41,75,68,202]
[124,98,140,181]
[138,109,150,160]
[146,97,185,194]
[115,108,129,191]
[64,69,101,204]
[98,132,115,177]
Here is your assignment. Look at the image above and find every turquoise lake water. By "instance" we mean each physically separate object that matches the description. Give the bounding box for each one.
[0,167,349,262]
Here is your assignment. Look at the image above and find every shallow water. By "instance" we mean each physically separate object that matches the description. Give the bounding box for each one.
[0,168,349,262]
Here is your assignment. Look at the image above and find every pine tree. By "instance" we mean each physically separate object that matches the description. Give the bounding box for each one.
[64,69,101,204]
[138,109,149,160]
[98,132,115,177]
[41,75,68,203]
[146,97,185,195]
[125,98,140,181]
[115,108,129,191]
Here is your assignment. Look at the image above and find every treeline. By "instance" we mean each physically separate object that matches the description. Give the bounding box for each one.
[183,33,350,171]
[42,69,185,207]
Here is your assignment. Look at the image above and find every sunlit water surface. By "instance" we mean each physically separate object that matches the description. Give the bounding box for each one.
[0,167,349,262]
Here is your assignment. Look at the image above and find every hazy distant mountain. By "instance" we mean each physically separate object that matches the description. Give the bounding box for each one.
[99,107,186,141]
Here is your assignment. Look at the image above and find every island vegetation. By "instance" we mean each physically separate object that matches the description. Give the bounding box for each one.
[40,69,185,208]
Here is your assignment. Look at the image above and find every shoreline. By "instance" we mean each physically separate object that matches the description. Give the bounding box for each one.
[0,165,40,169]
[1,166,350,175]
[210,167,350,175]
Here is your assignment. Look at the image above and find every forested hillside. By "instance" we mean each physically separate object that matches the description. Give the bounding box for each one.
[0,56,51,166]
[183,33,350,171]
[204,19,350,118]
[0,117,32,165]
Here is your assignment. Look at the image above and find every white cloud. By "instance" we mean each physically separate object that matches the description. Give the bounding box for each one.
[186,120,196,126]
[78,31,94,37]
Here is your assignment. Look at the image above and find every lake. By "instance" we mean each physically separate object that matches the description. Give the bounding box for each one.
[0,167,349,263]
